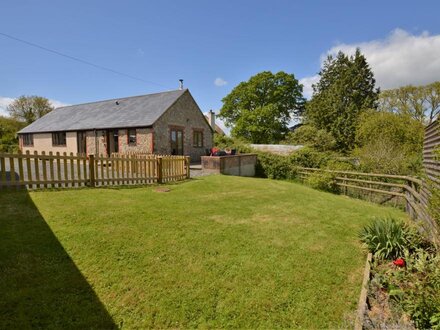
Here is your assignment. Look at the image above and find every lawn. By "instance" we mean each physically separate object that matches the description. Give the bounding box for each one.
[0,175,407,329]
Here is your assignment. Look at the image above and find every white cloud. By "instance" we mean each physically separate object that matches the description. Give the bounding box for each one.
[0,96,69,117]
[300,28,440,97]
[299,75,319,99]
[214,77,228,87]
[0,97,15,116]
[49,99,70,108]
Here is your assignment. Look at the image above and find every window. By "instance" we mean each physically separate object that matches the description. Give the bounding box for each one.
[128,129,137,146]
[193,130,203,147]
[52,132,66,146]
[22,134,33,146]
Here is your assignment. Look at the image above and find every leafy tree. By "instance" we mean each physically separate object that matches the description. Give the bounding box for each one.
[379,82,440,124]
[425,82,440,123]
[7,95,54,124]
[354,110,424,175]
[0,116,26,152]
[305,49,379,152]
[219,71,305,144]
[379,86,426,123]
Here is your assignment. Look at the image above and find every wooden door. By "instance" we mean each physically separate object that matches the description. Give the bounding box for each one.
[170,129,184,155]
[77,131,86,154]
[106,130,119,156]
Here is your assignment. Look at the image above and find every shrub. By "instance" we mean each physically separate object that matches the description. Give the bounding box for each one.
[288,147,333,168]
[354,139,422,175]
[356,111,424,151]
[305,171,339,193]
[255,148,345,181]
[359,218,422,260]
[393,249,440,329]
[429,183,440,227]
[363,216,439,329]
[355,111,424,175]
[283,125,336,151]
[255,152,297,180]
[428,147,440,226]
[324,159,356,171]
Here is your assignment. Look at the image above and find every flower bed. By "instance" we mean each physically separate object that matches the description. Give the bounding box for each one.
[359,218,440,329]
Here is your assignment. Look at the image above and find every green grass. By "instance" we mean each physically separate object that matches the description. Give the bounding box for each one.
[0,175,407,329]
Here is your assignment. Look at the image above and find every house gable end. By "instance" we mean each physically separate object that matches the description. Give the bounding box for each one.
[152,90,213,132]
[152,90,213,161]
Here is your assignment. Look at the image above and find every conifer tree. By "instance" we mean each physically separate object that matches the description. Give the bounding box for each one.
[306,49,379,152]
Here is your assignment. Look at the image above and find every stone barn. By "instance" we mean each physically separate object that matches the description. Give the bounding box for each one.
[18,89,214,162]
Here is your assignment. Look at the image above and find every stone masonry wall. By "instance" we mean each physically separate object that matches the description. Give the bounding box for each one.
[85,128,152,156]
[118,128,153,154]
[153,90,213,162]
[85,130,107,156]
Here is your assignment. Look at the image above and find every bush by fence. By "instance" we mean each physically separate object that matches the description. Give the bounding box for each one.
[254,148,351,180]
[305,171,339,193]
[298,167,439,245]
[256,147,335,180]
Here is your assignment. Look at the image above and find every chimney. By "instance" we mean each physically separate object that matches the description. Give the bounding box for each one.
[208,109,215,130]
[179,79,184,90]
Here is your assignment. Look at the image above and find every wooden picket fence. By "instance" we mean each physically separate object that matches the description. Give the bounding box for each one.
[298,167,439,245]
[109,153,189,184]
[0,151,190,189]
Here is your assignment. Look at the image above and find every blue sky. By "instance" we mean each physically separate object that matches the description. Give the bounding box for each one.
[2,0,440,129]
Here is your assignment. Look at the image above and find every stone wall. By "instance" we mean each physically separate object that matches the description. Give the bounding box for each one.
[153,90,213,162]
[85,130,107,156]
[85,128,153,156]
[118,128,153,154]
[201,154,257,177]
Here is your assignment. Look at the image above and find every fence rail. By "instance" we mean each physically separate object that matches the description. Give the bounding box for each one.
[298,167,439,245]
[0,151,190,190]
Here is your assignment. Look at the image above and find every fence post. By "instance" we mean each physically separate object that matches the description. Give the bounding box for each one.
[410,181,416,218]
[186,156,190,179]
[157,157,163,184]
[89,155,96,187]
[404,179,413,218]
[343,174,347,196]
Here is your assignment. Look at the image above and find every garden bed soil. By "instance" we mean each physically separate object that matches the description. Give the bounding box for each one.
[363,260,416,330]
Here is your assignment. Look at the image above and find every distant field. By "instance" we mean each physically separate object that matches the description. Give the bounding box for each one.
[0,175,406,328]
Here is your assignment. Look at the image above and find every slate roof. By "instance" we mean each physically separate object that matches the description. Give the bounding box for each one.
[19,89,187,134]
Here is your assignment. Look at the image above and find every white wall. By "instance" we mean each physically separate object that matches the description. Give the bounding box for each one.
[21,132,78,155]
